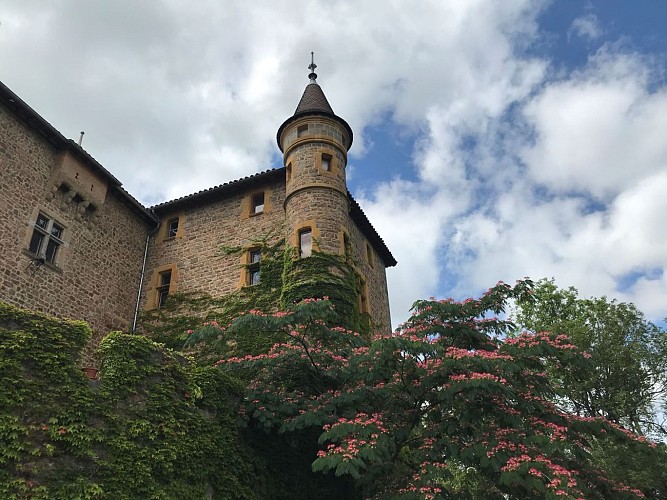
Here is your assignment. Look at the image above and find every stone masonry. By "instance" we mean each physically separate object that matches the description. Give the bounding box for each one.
[0,70,397,362]
[0,91,155,365]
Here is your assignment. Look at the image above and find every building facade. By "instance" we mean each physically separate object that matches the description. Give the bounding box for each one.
[0,69,396,364]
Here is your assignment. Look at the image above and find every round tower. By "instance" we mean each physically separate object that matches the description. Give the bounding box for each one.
[277,55,353,257]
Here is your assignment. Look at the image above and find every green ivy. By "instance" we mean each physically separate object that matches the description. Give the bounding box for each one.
[140,237,371,355]
[0,302,259,499]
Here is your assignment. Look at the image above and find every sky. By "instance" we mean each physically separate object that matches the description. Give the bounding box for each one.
[2,0,667,328]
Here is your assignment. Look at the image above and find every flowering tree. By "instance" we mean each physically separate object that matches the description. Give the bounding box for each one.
[188,281,655,499]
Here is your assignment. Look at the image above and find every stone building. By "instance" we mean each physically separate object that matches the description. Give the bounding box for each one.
[0,66,396,363]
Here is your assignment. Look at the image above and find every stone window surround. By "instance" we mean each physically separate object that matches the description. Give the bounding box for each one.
[338,227,351,257]
[145,263,179,310]
[299,228,312,258]
[24,209,67,272]
[160,212,185,241]
[248,248,261,286]
[237,245,263,289]
[166,217,179,239]
[242,188,272,219]
[286,162,292,182]
[291,219,320,258]
[366,242,374,268]
[156,270,172,308]
[317,149,338,176]
[358,273,371,316]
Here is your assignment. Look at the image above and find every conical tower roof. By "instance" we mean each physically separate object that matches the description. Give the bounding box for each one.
[277,55,353,152]
[294,81,334,115]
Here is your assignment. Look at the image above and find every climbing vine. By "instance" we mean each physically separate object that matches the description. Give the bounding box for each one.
[0,302,259,499]
[141,236,370,357]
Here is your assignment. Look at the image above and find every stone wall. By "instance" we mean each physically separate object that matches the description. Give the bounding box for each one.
[0,104,152,365]
[142,179,287,305]
[344,215,392,333]
[142,173,391,332]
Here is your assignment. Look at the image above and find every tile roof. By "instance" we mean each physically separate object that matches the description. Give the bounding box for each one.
[277,80,353,151]
[294,82,334,115]
[151,168,396,268]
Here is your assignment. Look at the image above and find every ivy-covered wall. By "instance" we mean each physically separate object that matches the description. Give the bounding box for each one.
[1,301,357,499]
[0,301,256,499]
[141,241,371,355]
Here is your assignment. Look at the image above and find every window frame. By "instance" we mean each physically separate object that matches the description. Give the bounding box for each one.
[247,248,261,286]
[156,270,172,308]
[299,228,312,258]
[166,217,179,239]
[366,243,374,268]
[28,213,65,265]
[321,153,332,172]
[251,192,265,215]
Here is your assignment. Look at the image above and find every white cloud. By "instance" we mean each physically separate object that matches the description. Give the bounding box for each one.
[2,0,667,328]
[520,48,667,200]
[569,13,603,41]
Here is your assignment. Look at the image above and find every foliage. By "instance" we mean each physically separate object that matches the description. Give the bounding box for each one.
[198,281,658,499]
[280,247,367,333]
[142,237,369,354]
[514,278,667,437]
[0,302,258,499]
[140,238,287,351]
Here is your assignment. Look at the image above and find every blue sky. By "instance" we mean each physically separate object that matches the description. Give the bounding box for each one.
[1,1,666,327]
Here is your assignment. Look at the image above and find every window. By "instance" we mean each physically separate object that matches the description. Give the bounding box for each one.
[342,232,351,256]
[156,271,172,308]
[286,162,292,182]
[366,243,374,268]
[248,249,261,285]
[297,124,308,137]
[360,292,369,314]
[299,229,312,258]
[251,192,265,214]
[167,217,179,238]
[359,279,369,315]
[321,154,332,172]
[28,213,64,265]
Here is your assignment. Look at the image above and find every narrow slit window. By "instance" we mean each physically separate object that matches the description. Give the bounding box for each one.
[343,233,350,256]
[360,292,368,314]
[366,243,374,268]
[359,280,369,314]
[28,213,64,265]
[157,271,172,308]
[251,192,265,214]
[167,217,179,238]
[299,229,312,258]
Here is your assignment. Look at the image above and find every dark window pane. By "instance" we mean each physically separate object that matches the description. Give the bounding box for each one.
[299,229,312,257]
[252,193,264,214]
[157,289,169,308]
[249,269,260,286]
[29,231,44,255]
[167,218,179,238]
[51,223,64,239]
[36,214,49,229]
[45,239,59,263]
[160,271,171,287]
[250,250,261,264]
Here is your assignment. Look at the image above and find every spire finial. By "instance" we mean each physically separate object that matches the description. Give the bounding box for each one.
[308,51,318,82]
